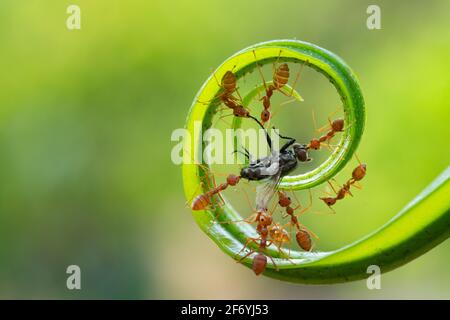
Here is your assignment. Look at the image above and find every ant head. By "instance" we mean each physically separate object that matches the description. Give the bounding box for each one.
[277,191,291,207]
[332,118,345,132]
[310,139,320,150]
[233,106,249,117]
[226,174,240,186]
[261,109,270,123]
[258,212,272,226]
[320,197,336,206]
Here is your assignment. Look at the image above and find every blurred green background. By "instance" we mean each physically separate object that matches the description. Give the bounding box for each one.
[0,0,448,299]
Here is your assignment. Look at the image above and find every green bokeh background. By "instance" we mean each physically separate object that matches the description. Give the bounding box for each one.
[0,0,448,299]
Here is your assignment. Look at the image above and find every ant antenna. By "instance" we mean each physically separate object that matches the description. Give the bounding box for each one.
[232,149,250,161]
[272,126,295,140]
[253,50,268,91]
[248,115,272,151]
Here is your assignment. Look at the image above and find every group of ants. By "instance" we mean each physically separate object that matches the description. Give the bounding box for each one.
[188,51,367,276]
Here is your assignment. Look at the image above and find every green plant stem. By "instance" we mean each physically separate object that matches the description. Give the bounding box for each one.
[182,40,449,283]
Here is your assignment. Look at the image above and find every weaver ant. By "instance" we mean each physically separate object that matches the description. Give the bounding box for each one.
[307,117,345,151]
[199,68,254,121]
[253,50,306,125]
[236,209,290,275]
[191,173,241,210]
[277,190,318,252]
[320,156,367,211]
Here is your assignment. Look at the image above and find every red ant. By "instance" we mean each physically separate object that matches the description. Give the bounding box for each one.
[268,223,290,251]
[236,210,281,275]
[307,118,345,151]
[320,156,367,211]
[227,199,292,275]
[191,173,241,210]
[277,190,318,251]
[253,50,306,124]
[199,68,253,120]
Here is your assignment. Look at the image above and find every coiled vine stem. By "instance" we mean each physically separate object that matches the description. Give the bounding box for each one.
[182,40,450,283]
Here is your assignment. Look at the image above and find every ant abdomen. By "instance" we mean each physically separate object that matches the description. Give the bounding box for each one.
[296,230,312,251]
[352,164,367,181]
[191,194,210,210]
[252,253,267,275]
[221,71,237,93]
[273,63,290,89]
[332,118,345,132]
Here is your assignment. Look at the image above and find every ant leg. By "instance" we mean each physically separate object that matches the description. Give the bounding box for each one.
[275,241,294,263]
[197,92,226,105]
[299,225,320,240]
[241,187,255,213]
[207,207,224,230]
[322,141,334,152]
[270,98,297,119]
[284,59,306,97]
[262,247,279,271]
[275,50,282,70]
[327,180,339,195]
[330,178,352,197]
[296,189,313,216]
[234,87,244,102]
[321,202,336,214]
[252,50,268,91]
[211,68,222,87]
[288,223,293,257]
[354,153,363,166]
[237,249,255,263]
[325,106,343,128]
[236,237,259,260]
[288,187,301,208]
[185,181,206,209]
[352,181,363,190]
[271,49,283,79]
[219,212,259,226]
[312,109,332,134]
[213,113,234,128]
[268,199,279,217]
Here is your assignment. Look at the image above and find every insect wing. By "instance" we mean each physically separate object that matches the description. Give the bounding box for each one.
[255,173,281,212]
